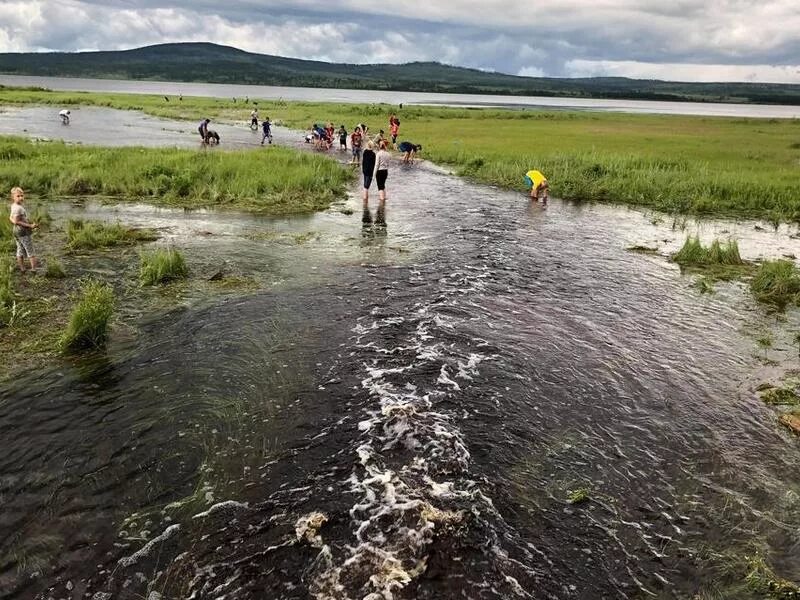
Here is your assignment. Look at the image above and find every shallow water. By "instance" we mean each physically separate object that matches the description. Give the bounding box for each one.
[2,74,800,119]
[2,110,800,600]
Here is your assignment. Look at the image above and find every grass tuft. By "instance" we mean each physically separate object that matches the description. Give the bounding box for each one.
[140,248,188,286]
[0,257,15,326]
[750,260,800,310]
[44,257,66,279]
[66,219,157,250]
[673,237,744,267]
[60,280,114,351]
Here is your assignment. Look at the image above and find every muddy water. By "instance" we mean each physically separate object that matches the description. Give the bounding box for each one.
[1,109,800,600]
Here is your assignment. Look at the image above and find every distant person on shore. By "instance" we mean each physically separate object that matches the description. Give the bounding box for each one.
[362,141,376,205]
[375,141,390,202]
[397,141,421,164]
[261,118,273,144]
[525,170,549,204]
[58,109,70,125]
[250,108,259,129]
[9,187,39,272]
[389,114,400,145]
[350,126,363,165]
[198,118,211,142]
[338,125,348,151]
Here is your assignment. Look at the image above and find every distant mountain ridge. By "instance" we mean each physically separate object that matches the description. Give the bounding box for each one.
[1,42,799,105]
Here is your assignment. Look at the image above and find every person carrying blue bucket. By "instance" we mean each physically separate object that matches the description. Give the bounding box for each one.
[524,170,549,205]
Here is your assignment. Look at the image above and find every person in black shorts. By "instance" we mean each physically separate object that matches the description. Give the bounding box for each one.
[362,141,376,205]
[375,141,390,201]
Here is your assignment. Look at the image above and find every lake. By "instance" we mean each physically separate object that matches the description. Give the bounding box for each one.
[2,73,799,118]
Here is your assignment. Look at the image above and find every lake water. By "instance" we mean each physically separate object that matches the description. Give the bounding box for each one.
[2,73,800,119]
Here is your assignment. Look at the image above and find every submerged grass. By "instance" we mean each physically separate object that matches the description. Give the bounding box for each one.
[673,237,744,266]
[0,135,352,214]
[3,87,800,219]
[60,280,114,351]
[140,248,188,286]
[0,257,15,326]
[65,218,157,250]
[750,260,800,309]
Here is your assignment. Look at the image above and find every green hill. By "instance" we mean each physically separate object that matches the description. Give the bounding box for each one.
[1,42,799,105]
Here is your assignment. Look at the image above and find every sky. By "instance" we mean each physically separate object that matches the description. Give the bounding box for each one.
[1,0,799,84]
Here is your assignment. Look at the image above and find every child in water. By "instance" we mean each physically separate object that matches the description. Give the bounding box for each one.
[525,170,549,204]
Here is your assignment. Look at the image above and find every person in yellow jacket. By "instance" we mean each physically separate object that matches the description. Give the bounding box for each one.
[524,170,549,204]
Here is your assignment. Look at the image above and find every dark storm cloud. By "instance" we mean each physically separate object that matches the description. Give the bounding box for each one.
[1,0,799,83]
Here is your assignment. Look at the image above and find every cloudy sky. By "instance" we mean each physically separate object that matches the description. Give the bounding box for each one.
[1,0,799,83]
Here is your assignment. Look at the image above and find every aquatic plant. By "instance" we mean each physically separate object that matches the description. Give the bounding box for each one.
[60,280,115,350]
[750,260,800,310]
[140,248,188,286]
[760,386,800,406]
[566,488,590,505]
[672,237,744,267]
[66,219,157,250]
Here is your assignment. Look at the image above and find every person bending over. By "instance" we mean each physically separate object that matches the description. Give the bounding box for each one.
[397,141,422,164]
[59,109,71,125]
[205,130,221,145]
[524,170,549,204]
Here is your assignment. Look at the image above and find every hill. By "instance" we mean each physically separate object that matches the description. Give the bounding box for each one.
[1,42,799,105]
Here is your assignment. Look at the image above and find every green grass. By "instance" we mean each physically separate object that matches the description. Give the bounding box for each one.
[0,135,352,214]
[760,386,800,406]
[3,87,800,219]
[65,218,157,250]
[140,248,188,286]
[566,488,590,505]
[0,257,15,326]
[673,237,744,266]
[44,257,66,279]
[60,280,114,351]
[750,260,800,310]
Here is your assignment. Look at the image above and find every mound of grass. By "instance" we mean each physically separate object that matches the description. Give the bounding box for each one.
[673,237,744,266]
[140,248,188,286]
[750,260,800,310]
[0,135,353,214]
[66,219,157,250]
[760,386,800,406]
[567,488,590,505]
[44,257,66,279]
[60,280,114,351]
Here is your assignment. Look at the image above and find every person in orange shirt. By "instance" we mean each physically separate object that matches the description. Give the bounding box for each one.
[389,114,400,145]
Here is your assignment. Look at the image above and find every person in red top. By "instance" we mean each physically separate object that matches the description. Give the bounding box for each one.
[389,114,400,145]
[350,126,364,165]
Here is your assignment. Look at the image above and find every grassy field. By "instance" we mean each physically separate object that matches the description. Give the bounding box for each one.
[3,87,800,220]
[0,134,352,213]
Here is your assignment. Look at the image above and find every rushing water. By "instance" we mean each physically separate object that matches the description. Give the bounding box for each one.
[1,109,800,600]
[2,74,800,119]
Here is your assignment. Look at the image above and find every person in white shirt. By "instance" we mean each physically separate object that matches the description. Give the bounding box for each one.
[58,109,70,125]
[374,141,391,202]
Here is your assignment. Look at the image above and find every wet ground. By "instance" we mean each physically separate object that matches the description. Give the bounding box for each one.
[1,108,800,600]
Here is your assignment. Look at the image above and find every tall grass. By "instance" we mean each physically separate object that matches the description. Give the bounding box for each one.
[66,219,157,250]
[140,248,188,286]
[60,280,115,350]
[0,136,352,214]
[672,237,744,266]
[750,260,800,309]
[0,257,14,326]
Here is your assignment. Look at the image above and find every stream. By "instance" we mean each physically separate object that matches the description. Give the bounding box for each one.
[1,107,800,600]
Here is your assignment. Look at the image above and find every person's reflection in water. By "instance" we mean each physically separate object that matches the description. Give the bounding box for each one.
[375,199,387,228]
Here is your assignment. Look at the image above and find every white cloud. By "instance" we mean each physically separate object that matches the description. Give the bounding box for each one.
[565,59,800,84]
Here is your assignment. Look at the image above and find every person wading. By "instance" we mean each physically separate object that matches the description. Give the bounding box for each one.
[8,187,39,272]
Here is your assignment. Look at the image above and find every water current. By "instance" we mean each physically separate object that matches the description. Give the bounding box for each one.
[1,108,800,600]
